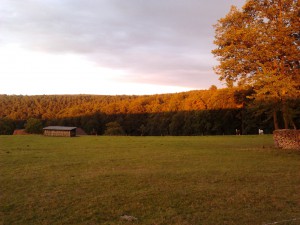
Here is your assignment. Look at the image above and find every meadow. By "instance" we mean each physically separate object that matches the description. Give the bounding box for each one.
[0,135,299,225]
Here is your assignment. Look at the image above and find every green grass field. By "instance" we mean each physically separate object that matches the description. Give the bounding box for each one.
[0,135,299,225]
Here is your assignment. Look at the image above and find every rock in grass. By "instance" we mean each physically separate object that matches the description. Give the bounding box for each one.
[120,215,138,221]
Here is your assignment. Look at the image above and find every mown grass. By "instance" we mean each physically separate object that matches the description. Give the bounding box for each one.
[0,135,299,225]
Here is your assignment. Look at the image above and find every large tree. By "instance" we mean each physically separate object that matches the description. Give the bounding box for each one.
[212,0,300,129]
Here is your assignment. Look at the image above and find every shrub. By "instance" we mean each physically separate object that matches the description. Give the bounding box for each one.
[25,118,43,134]
[104,122,125,136]
[0,118,15,135]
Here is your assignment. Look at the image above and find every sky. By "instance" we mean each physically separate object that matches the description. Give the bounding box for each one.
[0,0,244,95]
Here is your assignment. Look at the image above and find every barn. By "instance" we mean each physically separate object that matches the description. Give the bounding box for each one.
[13,129,29,135]
[43,126,77,137]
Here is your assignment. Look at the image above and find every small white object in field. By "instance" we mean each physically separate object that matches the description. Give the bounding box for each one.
[120,215,138,221]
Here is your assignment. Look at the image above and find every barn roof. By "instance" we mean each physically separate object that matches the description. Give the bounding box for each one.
[13,129,29,135]
[43,126,77,131]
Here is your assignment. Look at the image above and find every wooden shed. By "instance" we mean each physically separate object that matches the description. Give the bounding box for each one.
[43,126,77,137]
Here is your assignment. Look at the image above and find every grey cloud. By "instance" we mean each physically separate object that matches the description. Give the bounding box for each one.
[0,0,244,88]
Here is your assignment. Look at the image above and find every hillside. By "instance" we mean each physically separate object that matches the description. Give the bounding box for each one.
[0,88,241,120]
[0,88,298,135]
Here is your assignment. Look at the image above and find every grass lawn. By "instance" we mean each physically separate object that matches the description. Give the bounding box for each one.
[0,135,299,225]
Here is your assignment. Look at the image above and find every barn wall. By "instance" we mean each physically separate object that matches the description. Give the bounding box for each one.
[44,130,73,137]
[70,130,76,137]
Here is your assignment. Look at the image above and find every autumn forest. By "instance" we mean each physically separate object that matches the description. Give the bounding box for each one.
[0,86,299,136]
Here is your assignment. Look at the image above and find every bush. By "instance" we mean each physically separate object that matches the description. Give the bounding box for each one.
[25,118,43,134]
[0,119,15,135]
[104,122,125,136]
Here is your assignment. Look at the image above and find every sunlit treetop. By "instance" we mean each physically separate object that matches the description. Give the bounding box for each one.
[212,0,300,129]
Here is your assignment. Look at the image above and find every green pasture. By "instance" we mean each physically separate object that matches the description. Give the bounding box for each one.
[0,135,299,225]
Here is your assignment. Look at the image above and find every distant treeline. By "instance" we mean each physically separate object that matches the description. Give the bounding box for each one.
[0,87,299,135]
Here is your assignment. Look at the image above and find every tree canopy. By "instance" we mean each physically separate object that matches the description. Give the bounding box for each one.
[212,0,300,129]
[0,88,299,135]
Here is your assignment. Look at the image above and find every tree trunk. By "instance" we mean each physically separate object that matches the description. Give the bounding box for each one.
[291,119,297,130]
[273,110,279,130]
[241,108,245,135]
[283,115,289,129]
[282,104,289,129]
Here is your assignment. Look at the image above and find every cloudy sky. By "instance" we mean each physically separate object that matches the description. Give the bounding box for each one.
[0,0,244,95]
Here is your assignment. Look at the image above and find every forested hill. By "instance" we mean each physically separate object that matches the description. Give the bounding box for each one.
[0,88,241,120]
[0,87,290,135]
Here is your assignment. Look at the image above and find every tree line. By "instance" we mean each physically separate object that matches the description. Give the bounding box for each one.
[0,87,299,135]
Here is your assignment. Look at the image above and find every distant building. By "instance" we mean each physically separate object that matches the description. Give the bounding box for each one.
[43,126,77,137]
[13,129,29,135]
[76,128,87,136]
